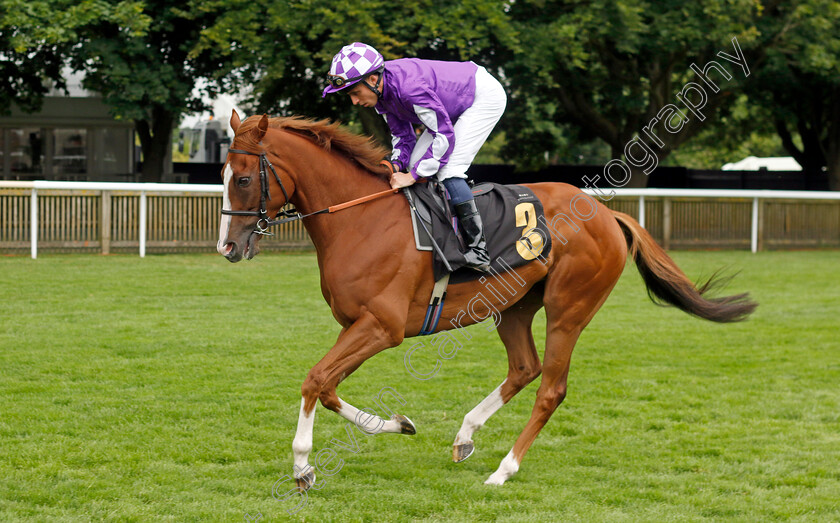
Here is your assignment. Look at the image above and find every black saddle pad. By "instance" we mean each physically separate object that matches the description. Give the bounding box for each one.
[409,182,552,283]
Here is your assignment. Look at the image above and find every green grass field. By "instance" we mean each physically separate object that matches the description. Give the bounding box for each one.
[1,251,838,522]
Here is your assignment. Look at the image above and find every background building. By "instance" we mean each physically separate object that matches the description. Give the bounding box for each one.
[0,71,136,182]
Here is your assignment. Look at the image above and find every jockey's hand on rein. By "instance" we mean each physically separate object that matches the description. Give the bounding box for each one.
[389,171,416,190]
[380,157,418,189]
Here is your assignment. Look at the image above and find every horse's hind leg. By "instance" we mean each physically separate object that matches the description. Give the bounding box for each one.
[484,322,581,485]
[485,251,623,485]
[452,285,544,462]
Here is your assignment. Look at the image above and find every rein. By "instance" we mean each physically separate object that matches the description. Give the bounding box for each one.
[221,148,399,236]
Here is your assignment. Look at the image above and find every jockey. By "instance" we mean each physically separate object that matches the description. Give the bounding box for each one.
[322,42,507,273]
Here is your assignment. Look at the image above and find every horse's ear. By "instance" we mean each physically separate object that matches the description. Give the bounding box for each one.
[256,114,269,142]
[230,109,241,133]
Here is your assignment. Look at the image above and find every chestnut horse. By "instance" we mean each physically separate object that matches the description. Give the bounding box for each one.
[217,111,756,488]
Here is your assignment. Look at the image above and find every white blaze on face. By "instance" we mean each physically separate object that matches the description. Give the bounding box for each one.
[217,163,234,255]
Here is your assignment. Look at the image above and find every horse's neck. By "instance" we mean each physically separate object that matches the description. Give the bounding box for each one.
[275,132,389,244]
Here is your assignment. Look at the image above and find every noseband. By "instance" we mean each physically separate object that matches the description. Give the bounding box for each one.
[221,148,301,235]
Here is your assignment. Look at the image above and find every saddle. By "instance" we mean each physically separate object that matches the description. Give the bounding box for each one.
[406,181,552,284]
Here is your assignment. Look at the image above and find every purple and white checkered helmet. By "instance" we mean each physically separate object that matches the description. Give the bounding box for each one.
[322,42,385,98]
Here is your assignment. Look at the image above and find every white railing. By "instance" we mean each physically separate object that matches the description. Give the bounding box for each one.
[603,188,840,253]
[4,180,222,259]
[2,181,840,258]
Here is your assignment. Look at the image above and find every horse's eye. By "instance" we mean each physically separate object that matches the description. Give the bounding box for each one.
[237,177,251,187]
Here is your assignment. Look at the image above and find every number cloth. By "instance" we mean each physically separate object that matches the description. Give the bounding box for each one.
[408,182,552,282]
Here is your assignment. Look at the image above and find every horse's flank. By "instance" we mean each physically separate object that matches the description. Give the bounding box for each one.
[233,116,390,181]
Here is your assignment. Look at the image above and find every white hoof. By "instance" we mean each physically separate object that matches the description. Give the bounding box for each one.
[484,449,519,486]
[484,472,507,485]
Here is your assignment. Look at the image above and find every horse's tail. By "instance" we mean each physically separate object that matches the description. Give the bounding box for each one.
[612,211,757,323]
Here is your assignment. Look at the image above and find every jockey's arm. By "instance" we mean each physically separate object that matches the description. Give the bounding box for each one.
[379,156,416,189]
[408,88,456,181]
[380,113,415,173]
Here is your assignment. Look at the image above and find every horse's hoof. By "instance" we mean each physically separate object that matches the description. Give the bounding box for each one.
[392,414,416,435]
[453,441,475,462]
[484,474,506,486]
[294,469,316,492]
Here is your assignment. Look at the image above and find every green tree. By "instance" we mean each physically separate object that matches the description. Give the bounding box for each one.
[744,0,840,189]
[0,0,146,114]
[198,0,517,146]
[501,0,767,186]
[67,0,251,182]
[663,93,787,169]
[3,0,249,182]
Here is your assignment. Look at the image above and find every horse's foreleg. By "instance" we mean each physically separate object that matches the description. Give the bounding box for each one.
[292,310,405,491]
[292,398,317,490]
[453,296,543,462]
[290,396,414,493]
[334,399,417,435]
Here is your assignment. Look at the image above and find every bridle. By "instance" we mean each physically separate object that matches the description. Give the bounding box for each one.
[220,148,303,235]
[221,145,403,236]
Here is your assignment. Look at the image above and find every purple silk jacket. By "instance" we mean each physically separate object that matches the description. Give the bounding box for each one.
[374,58,478,179]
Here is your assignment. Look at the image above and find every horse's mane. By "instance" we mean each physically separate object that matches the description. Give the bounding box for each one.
[234,116,390,181]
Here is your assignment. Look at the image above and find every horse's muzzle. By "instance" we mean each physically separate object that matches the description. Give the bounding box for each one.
[221,241,242,262]
[221,233,260,263]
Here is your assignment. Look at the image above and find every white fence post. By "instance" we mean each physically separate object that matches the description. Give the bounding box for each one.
[638,195,645,228]
[30,188,38,259]
[139,191,147,258]
[751,196,759,253]
[101,191,112,255]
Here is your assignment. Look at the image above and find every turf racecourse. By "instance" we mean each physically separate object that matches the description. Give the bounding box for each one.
[1,251,838,522]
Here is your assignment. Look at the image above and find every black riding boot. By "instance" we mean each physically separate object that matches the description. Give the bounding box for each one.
[454,200,491,272]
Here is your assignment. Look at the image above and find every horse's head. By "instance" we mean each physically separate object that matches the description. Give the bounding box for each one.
[217,110,294,262]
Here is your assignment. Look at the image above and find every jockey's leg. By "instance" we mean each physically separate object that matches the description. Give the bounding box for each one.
[444,178,490,272]
[437,65,507,178]
[408,65,506,185]
[435,65,506,272]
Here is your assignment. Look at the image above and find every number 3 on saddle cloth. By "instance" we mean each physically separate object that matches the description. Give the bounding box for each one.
[406,181,553,284]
